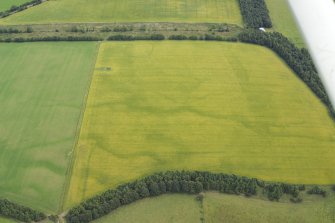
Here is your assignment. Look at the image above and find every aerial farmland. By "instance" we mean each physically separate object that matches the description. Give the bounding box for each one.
[0,0,334,222]
[0,0,243,24]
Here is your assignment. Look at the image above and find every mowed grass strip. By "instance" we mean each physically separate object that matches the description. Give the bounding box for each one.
[0,0,242,25]
[66,41,335,208]
[265,0,304,47]
[94,194,201,223]
[0,0,29,11]
[0,42,98,212]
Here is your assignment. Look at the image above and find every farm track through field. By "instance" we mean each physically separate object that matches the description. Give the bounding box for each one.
[58,43,101,212]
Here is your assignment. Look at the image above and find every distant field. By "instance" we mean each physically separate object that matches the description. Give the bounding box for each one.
[0,0,28,11]
[93,192,335,223]
[204,192,335,223]
[94,194,201,223]
[0,42,98,212]
[266,0,305,47]
[0,0,242,25]
[65,41,335,208]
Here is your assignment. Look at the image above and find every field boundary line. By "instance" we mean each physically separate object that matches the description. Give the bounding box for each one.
[58,42,102,213]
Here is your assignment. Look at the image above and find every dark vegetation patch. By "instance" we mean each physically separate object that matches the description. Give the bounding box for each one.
[0,199,46,223]
[238,0,272,28]
[0,35,102,42]
[108,34,165,41]
[0,26,33,33]
[307,186,327,197]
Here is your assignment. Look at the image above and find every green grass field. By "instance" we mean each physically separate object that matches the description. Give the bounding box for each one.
[266,0,305,47]
[93,192,335,223]
[0,0,28,11]
[0,217,16,223]
[65,41,335,208]
[0,0,242,25]
[204,192,335,223]
[94,194,201,223]
[0,42,98,212]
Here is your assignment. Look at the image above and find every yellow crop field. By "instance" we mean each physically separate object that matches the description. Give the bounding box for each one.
[65,41,335,208]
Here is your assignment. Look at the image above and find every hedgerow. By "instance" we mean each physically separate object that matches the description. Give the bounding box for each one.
[65,171,305,223]
[0,36,103,42]
[0,0,43,18]
[0,199,46,223]
[107,34,165,41]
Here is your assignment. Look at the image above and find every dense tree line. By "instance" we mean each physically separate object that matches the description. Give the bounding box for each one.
[0,0,43,18]
[203,34,238,42]
[108,34,165,41]
[107,34,238,42]
[0,27,33,33]
[168,35,188,40]
[66,171,308,223]
[0,199,46,223]
[238,0,272,28]
[0,34,239,43]
[0,28,20,33]
[265,183,304,201]
[100,25,134,32]
[238,30,335,120]
[169,34,238,42]
[0,36,102,42]
[307,186,327,197]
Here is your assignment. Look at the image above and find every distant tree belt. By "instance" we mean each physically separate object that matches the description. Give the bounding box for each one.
[66,171,307,223]
[108,34,238,42]
[0,36,103,42]
[0,27,33,33]
[168,34,238,42]
[0,199,46,223]
[238,30,335,120]
[108,34,165,41]
[0,34,240,43]
[0,0,43,18]
[307,186,327,197]
[238,0,272,28]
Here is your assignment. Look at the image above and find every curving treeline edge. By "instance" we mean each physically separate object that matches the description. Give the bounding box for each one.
[65,170,321,223]
[0,170,329,223]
